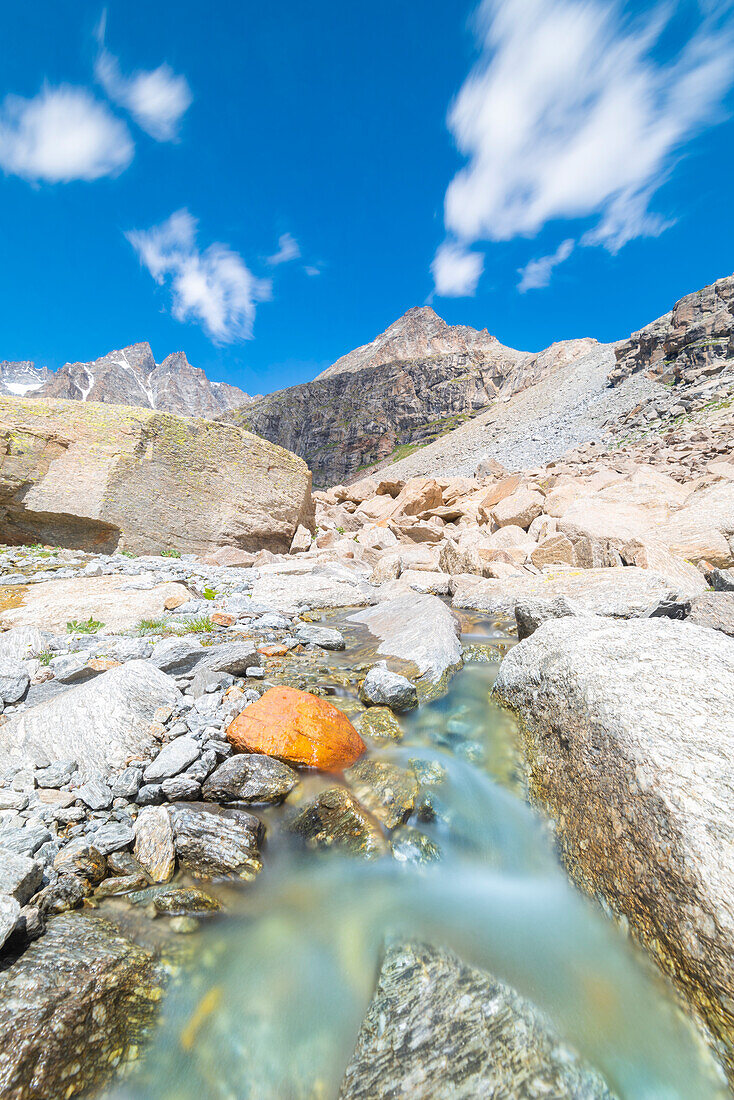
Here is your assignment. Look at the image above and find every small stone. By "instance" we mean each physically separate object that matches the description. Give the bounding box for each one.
[0,894,20,951]
[35,761,78,788]
[0,791,29,811]
[169,802,263,881]
[54,839,107,883]
[94,873,148,897]
[152,887,222,916]
[90,822,135,856]
[0,824,51,857]
[134,806,176,883]
[161,775,201,801]
[201,754,298,805]
[294,623,346,650]
[390,825,441,865]
[136,783,165,805]
[143,736,200,782]
[150,635,205,674]
[246,666,265,679]
[111,766,143,800]
[35,873,89,914]
[359,665,418,712]
[106,850,146,877]
[75,778,113,811]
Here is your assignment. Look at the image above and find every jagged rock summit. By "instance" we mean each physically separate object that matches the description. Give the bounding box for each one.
[0,361,50,397]
[39,341,254,418]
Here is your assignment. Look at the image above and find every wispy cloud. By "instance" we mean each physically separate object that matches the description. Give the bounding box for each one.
[518,238,574,292]
[304,265,321,277]
[431,240,484,297]
[267,232,300,266]
[0,85,133,183]
[127,209,271,344]
[433,0,734,293]
[95,15,191,141]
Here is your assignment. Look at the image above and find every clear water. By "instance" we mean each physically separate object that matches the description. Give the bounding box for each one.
[108,615,727,1100]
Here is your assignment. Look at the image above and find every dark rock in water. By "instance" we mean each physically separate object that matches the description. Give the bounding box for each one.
[354,707,403,744]
[389,825,441,865]
[0,912,164,1098]
[288,787,388,859]
[688,592,734,637]
[106,850,147,878]
[168,802,263,881]
[95,873,148,897]
[152,887,222,916]
[338,942,615,1099]
[201,753,298,805]
[345,760,418,830]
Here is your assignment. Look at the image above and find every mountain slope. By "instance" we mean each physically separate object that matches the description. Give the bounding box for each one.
[37,343,253,418]
[0,361,50,397]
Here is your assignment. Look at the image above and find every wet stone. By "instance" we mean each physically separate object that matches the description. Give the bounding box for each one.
[354,707,403,744]
[345,759,419,830]
[390,825,441,866]
[0,913,164,1099]
[201,753,298,805]
[359,665,418,712]
[169,802,263,881]
[288,786,388,860]
[106,849,147,877]
[152,887,223,916]
[35,873,90,914]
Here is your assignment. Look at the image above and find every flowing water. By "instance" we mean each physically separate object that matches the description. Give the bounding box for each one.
[106,613,727,1100]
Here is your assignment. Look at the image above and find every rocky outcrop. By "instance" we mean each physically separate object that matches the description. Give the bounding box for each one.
[339,942,615,1099]
[0,362,50,398]
[493,616,734,1080]
[38,341,253,418]
[610,273,734,397]
[0,397,313,555]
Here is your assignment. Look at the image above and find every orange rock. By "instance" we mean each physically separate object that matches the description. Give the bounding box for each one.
[164,592,190,610]
[257,644,288,657]
[211,611,235,627]
[87,657,121,672]
[227,686,366,771]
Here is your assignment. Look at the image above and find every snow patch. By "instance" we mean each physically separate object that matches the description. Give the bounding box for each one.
[5,382,42,395]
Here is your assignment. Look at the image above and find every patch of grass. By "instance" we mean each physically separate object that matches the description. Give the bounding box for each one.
[161,548,182,559]
[136,617,170,636]
[66,617,104,635]
[176,615,214,633]
[37,650,53,666]
[202,586,217,600]
[119,549,136,559]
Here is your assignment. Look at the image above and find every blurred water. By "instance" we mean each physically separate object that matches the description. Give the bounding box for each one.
[108,618,727,1100]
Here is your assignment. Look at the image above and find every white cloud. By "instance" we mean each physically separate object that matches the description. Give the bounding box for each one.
[267,232,300,266]
[0,84,133,183]
[518,238,574,292]
[127,209,271,344]
[433,0,734,290]
[94,27,191,142]
[304,265,321,276]
[431,240,485,297]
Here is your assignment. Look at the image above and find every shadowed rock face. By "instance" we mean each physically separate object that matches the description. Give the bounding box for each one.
[0,396,314,555]
[38,341,254,418]
[493,616,734,1084]
[339,942,615,1099]
[0,913,165,1100]
[610,273,734,390]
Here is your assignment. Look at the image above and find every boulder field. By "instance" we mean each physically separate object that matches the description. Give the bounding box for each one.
[0,396,314,556]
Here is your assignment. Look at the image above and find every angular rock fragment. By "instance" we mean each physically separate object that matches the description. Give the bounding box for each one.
[168,802,263,881]
[202,754,298,805]
[359,665,417,712]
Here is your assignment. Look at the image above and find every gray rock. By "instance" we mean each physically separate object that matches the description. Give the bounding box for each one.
[144,736,200,782]
[0,658,29,704]
[688,592,734,637]
[710,567,734,592]
[150,636,205,674]
[35,873,89,914]
[134,805,175,882]
[0,913,164,1098]
[350,592,462,684]
[0,824,51,857]
[0,626,52,662]
[201,754,298,805]
[49,653,99,684]
[339,942,614,1099]
[0,849,43,904]
[90,822,135,855]
[0,791,29,811]
[200,641,262,677]
[76,778,113,810]
[0,894,20,952]
[136,784,164,805]
[294,623,346,650]
[169,802,263,881]
[35,760,77,788]
[493,616,734,1073]
[0,661,181,775]
[161,775,201,801]
[515,595,580,640]
[252,567,375,614]
[111,766,143,800]
[360,664,418,712]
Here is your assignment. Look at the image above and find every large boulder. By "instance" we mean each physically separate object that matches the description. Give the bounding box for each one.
[349,592,462,684]
[251,563,375,613]
[0,397,314,555]
[0,575,191,633]
[0,661,181,774]
[339,942,614,1099]
[452,566,688,617]
[493,617,734,1080]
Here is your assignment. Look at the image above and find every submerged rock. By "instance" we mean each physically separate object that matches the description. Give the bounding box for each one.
[288,787,388,859]
[152,887,222,916]
[494,615,734,1081]
[0,912,164,1098]
[345,759,418,830]
[227,686,365,771]
[354,707,403,744]
[339,942,615,1099]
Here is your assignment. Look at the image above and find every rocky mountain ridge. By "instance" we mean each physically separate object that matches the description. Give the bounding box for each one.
[1,344,253,419]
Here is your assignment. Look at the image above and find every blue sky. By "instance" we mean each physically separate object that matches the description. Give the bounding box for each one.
[1,0,733,397]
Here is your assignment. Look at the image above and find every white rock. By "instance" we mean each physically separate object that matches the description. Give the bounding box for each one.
[350,593,462,684]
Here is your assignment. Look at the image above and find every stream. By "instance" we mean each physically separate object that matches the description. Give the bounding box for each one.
[102,612,727,1099]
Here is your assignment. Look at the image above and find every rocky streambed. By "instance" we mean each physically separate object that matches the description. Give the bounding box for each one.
[0,545,731,1098]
